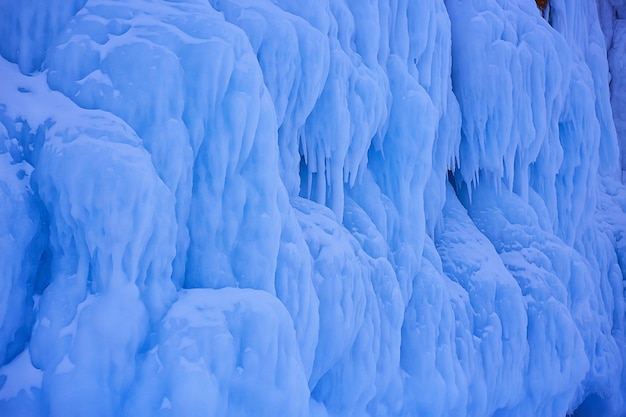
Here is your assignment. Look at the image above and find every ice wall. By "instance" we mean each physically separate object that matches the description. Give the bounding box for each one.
[0,0,625,416]
[597,0,626,180]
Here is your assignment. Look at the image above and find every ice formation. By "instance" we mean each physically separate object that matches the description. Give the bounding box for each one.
[0,0,625,416]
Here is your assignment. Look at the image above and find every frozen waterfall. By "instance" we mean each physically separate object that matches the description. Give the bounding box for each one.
[0,0,626,416]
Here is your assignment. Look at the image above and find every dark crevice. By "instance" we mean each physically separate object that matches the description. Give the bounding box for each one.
[570,393,610,417]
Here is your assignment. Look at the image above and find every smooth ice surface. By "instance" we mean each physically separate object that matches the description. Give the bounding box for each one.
[0,0,625,416]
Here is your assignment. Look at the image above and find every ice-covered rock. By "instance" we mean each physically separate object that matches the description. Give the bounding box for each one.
[0,0,625,416]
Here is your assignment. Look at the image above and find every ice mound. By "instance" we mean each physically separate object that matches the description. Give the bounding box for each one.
[124,288,310,417]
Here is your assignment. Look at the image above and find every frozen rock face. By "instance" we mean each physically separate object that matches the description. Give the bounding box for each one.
[598,0,626,179]
[0,1,624,417]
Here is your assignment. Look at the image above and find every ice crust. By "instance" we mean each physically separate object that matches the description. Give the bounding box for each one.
[0,0,625,416]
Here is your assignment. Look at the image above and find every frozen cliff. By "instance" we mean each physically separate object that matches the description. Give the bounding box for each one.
[0,0,625,416]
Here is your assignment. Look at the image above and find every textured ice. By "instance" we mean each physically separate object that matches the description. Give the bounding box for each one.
[599,0,626,180]
[0,0,625,416]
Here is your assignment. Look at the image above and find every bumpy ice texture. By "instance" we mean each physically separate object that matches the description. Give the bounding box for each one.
[0,0,625,416]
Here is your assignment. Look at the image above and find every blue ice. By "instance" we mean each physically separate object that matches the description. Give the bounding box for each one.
[0,0,625,416]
